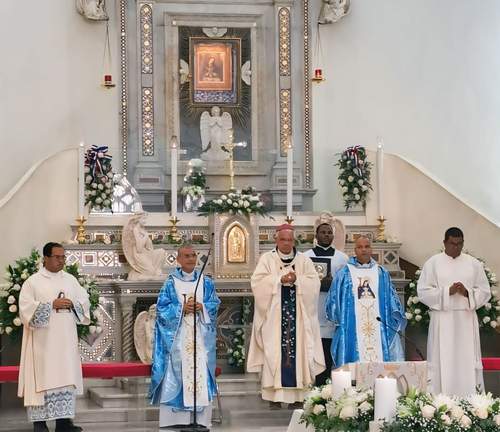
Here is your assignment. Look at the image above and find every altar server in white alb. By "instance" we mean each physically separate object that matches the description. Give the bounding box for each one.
[18,242,90,432]
[417,227,491,397]
[247,224,325,409]
[303,212,348,385]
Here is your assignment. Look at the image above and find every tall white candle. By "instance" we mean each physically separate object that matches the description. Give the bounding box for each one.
[170,136,178,218]
[78,142,85,218]
[374,377,398,421]
[286,137,293,218]
[376,137,384,219]
[331,370,351,398]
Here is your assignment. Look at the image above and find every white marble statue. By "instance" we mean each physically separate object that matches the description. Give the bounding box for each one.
[318,0,351,24]
[200,106,232,161]
[134,304,157,364]
[76,0,109,21]
[122,212,165,281]
[179,59,190,85]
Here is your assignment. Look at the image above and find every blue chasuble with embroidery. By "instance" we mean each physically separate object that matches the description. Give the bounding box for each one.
[325,257,406,368]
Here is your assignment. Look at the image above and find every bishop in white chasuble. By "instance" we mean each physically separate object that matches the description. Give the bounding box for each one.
[417,227,491,397]
[326,236,406,369]
[149,245,220,428]
[247,225,325,405]
[18,243,90,432]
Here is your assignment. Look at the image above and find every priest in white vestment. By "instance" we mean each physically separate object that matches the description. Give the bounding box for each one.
[303,212,348,385]
[18,242,90,432]
[247,224,325,409]
[326,236,406,369]
[417,227,491,397]
[149,244,220,428]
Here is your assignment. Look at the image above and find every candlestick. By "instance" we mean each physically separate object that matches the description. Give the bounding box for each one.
[169,216,181,243]
[376,137,384,219]
[78,142,85,218]
[331,370,351,398]
[170,136,178,219]
[286,136,293,220]
[76,216,87,244]
[374,377,398,421]
[376,217,387,242]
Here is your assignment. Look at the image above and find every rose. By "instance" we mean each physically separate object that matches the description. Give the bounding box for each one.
[354,194,360,200]
[485,303,492,310]
[441,414,452,426]
[7,295,16,304]
[493,414,500,426]
[348,176,354,183]
[415,315,422,322]
[12,284,21,291]
[405,312,413,320]
[21,272,28,280]
[475,407,489,419]
[339,405,357,419]
[358,179,364,185]
[221,195,227,200]
[5,326,13,334]
[483,316,491,324]
[361,185,368,191]
[91,183,98,189]
[353,187,359,194]
[95,198,103,204]
[320,384,332,400]
[409,282,415,288]
[491,321,498,328]
[313,404,326,415]
[9,304,17,313]
[421,405,436,419]
[227,199,232,204]
[13,317,22,326]
[414,308,421,314]
[232,202,238,208]
[460,415,472,428]
[412,297,420,304]
[359,401,372,413]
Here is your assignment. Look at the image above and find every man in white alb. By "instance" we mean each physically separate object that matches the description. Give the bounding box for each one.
[417,227,491,396]
[18,242,90,432]
[303,212,348,385]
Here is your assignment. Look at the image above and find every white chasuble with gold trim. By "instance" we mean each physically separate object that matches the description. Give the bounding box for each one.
[347,264,382,362]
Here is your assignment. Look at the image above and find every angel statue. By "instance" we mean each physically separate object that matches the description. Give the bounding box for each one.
[76,0,109,21]
[134,304,157,364]
[122,212,165,281]
[200,106,232,161]
[318,0,351,24]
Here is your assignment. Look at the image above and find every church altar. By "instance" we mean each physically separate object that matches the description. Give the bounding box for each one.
[67,212,408,365]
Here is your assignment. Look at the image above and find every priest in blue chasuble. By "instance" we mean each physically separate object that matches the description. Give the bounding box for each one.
[326,236,406,369]
[149,244,220,428]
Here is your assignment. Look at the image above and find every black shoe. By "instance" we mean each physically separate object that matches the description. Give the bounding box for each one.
[33,422,49,432]
[55,418,83,432]
[288,401,303,410]
[269,401,282,410]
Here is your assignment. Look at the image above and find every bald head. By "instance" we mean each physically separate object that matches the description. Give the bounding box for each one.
[275,229,295,254]
[354,236,372,264]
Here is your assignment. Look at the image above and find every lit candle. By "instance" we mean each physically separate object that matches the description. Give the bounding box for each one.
[170,136,178,218]
[376,137,384,219]
[78,142,85,218]
[286,137,293,219]
[374,377,398,421]
[331,370,351,398]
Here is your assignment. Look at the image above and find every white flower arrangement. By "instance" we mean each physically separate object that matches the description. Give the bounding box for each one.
[335,146,372,210]
[227,298,252,368]
[198,190,268,217]
[84,146,114,212]
[301,385,374,431]
[406,255,499,333]
[381,388,500,431]
[0,250,101,341]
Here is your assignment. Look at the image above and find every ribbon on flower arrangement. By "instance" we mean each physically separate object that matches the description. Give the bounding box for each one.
[345,145,365,177]
[85,145,112,179]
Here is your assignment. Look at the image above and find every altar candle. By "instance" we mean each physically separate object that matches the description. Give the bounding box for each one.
[376,137,384,219]
[170,136,178,218]
[286,137,293,219]
[78,142,85,218]
[374,377,398,421]
[331,370,351,398]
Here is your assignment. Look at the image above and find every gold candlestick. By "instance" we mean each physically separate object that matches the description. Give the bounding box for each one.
[76,216,87,244]
[222,128,247,191]
[169,216,182,242]
[284,216,294,224]
[376,217,387,242]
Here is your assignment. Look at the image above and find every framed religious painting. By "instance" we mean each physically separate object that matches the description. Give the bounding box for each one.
[309,257,332,292]
[189,37,241,106]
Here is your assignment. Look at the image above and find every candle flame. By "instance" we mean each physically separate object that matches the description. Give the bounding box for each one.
[170,135,178,149]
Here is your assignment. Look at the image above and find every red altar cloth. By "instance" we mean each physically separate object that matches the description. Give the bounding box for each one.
[0,362,221,383]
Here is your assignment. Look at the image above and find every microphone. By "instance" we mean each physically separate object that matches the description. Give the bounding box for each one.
[376,316,425,361]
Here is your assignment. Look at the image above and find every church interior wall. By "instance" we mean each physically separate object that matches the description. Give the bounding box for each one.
[311,0,500,227]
